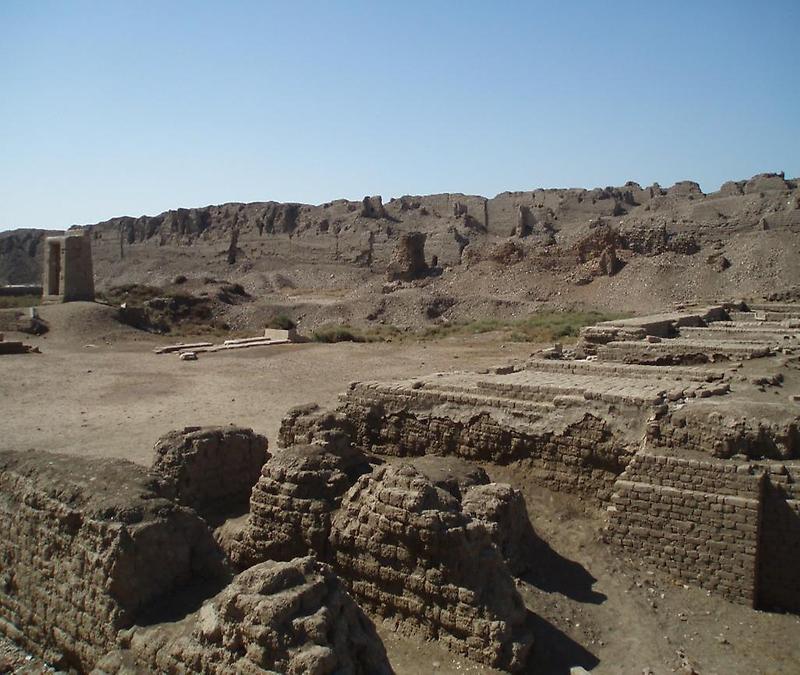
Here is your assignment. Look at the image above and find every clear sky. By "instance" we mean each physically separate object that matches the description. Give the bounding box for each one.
[1,1,798,231]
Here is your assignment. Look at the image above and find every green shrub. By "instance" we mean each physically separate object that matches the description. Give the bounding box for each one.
[311,324,366,343]
[266,314,296,330]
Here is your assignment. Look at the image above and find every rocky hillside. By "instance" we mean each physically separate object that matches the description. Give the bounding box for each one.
[1,172,798,331]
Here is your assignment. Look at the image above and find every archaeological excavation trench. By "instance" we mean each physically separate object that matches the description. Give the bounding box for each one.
[1,301,799,673]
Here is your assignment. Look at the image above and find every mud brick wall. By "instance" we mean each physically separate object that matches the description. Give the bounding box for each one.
[758,464,800,612]
[230,443,369,569]
[336,390,635,501]
[649,410,800,460]
[606,452,763,605]
[0,450,223,671]
[330,464,534,672]
[151,426,269,515]
[278,403,354,452]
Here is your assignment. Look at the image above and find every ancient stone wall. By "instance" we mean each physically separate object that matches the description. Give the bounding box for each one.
[0,450,223,671]
[605,451,762,605]
[93,556,392,675]
[151,426,269,516]
[42,230,95,302]
[330,464,534,672]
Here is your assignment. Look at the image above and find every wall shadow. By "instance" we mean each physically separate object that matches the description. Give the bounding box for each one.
[522,540,607,605]
[524,611,600,674]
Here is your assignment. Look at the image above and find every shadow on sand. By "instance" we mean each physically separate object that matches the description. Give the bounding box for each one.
[522,540,607,605]
[525,611,600,674]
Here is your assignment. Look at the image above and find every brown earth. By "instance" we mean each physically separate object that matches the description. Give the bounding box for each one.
[1,303,800,674]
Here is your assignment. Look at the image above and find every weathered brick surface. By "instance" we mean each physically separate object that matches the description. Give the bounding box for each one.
[606,451,800,611]
[230,443,370,568]
[330,464,534,672]
[336,394,633,501]
[649,408,799,460]
[0,450,223,671]
[93,556,392,675]
[606,451,762,605]
[151,426,269,516]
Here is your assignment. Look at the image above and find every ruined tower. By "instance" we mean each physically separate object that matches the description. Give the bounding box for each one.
[42,229,95,302]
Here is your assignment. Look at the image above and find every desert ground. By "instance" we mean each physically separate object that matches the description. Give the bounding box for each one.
[1,302,799,675]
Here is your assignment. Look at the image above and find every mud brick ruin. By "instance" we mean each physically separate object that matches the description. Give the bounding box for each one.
[0,450,224,671]
[42,229,95,302]
[151,426,268,516]
[0,301,799,673]
[294,301,797,615]
[93,556,392,675]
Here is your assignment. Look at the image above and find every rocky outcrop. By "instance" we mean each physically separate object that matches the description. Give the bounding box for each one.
[230,444,371,568]
[706,252,731,272]
[151,426,269,517]
[386,231,428,282]
[93,556,392,675]
[0,450,224,672]
[330,464,534,672]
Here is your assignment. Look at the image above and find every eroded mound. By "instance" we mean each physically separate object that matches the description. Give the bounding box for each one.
[93,556,392,675]
[330,463,534,672]
[230,443,371,568]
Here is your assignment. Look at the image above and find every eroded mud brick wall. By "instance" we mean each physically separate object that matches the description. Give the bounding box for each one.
[151,426,268,515]
[330,465,533,672]
[0,450,222,671]
[93,556,392,675]
[759,464,800,612]
[335,385,637,501]
[606,452,763,605]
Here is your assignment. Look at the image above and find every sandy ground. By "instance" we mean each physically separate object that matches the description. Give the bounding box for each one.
[0,327,531,465]
[1,305,800,675]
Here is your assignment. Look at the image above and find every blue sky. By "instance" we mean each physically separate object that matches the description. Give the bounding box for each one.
[1,1,798,231]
